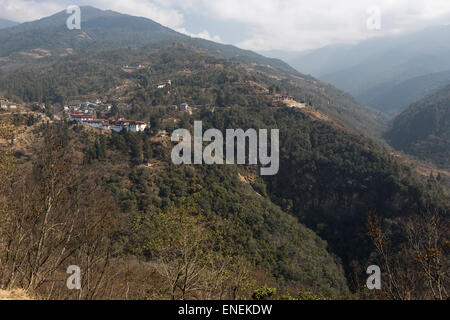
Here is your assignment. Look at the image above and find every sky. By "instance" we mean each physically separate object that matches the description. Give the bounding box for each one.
[1,0,450,52]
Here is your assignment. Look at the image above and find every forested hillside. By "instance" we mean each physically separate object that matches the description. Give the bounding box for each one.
[359,70,450,114]
[198,107,449,274]
[0,46,386,139]
[0,7,448,300]
[386,84,450,168]
[0,7,386,139]
[0,19,18,29]
[0,6,295,74]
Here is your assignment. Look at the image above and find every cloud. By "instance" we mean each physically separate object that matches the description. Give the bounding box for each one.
[78,0,184,29]
[0,0,65,22]
[1,0,450,51]
[176,27,223,42]
[186,0,450,51]
[0,0,185,29]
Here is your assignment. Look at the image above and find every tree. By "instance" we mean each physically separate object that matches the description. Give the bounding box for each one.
[367,211,449,300]
[133,203,252,300]
[0,124,120,299]
[142,206,213,300]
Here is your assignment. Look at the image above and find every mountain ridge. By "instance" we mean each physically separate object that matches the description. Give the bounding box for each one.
[0,7,387,139]
[271,25,450,114]
[0,6,298,75]
[0,18,18,29]
[386,84,450,168]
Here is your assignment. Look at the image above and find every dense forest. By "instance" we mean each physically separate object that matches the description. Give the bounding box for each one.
[2,103,448,299]
[0,46,386,140]
[386,84,450,168]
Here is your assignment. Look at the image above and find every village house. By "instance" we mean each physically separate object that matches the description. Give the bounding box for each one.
[156,80,172,89]
[67,100,111,115]
[274,94,294,102]
[0,99,17,110]
[128,120,148,132]
[109,118,148,132]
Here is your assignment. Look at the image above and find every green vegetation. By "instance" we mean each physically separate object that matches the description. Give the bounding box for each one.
[197,107,449,276]
[386,84,450,168]
[0,7,448,300]
[0,45,386,140]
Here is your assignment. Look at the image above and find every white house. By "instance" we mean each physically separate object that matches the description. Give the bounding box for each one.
[70,114,148,132]
[84,119,110,130]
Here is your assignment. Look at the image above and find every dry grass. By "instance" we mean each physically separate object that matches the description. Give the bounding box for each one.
[0,289,33,300]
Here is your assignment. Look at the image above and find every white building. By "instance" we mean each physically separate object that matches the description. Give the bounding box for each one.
[84,119,110,130]
[69,113,95,123]
[70,114,148,132]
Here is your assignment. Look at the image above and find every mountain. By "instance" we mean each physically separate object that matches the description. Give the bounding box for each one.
[0,7,387,139]
[0,18,18,29]
[6,43,449,270]
[275,25,450,114]
[360,70,450,115]
[0,6,296,74]
[386,84,450,168]
[0,9,449,300]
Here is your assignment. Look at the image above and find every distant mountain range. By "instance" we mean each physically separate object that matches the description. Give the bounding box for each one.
[386,84,450,168]
[0,18,18,29]
[266,25,450,115]
[360,70,450,114]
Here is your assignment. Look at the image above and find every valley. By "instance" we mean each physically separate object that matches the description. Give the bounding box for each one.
[0,5,448,301]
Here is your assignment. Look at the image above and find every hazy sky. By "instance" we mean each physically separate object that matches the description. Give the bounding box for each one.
[1,0,450,52]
